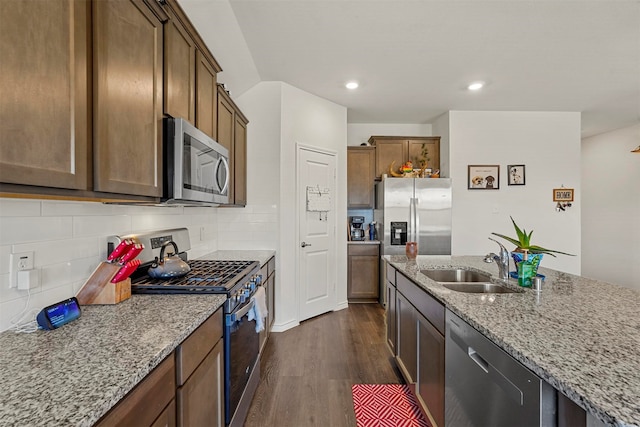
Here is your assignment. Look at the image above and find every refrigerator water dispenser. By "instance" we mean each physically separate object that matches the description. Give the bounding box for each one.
[390,222,407,245]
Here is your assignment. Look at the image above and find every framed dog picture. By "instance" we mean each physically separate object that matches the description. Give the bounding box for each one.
[508,164,525,185]
[467,165,500,190]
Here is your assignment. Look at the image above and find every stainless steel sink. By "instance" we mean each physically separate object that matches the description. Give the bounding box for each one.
[421,269,491,283]
[441,283,517,293]
[421,269,518,293]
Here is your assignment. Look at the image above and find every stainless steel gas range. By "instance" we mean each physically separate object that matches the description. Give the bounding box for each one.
[108,228,262,427]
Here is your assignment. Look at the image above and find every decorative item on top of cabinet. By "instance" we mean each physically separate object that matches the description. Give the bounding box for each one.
[0,0,90,191]
[347,244,380,302]
[93,0,168,197]
[369,136,440,180]
[162,0,222,139]
[217,85,249,206]
[347,147,376,208]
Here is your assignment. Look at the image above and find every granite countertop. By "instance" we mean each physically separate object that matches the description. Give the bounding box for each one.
[384,255,640,427]
[0,250,275,427]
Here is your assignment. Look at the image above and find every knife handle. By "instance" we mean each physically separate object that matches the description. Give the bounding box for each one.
[108,239,133,262]
[111,259,140,283]
[120,244,144,264]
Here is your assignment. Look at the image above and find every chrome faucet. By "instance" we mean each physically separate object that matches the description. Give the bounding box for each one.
[484,237,510,280]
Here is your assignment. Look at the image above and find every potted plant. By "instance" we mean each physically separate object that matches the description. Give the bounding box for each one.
[491,216,575,276]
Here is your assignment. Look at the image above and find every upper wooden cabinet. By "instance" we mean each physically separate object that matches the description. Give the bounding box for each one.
[93,0,167,197]
[0,0,90,190]
[369,136,441,180]
[217,85,248,206]
[347,147,376,208]
[162,0,221,139]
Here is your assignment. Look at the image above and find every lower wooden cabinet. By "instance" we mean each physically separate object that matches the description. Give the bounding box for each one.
[95,354,176,427]
[396,291,417,383]
[347,244,380,302]
[176,338,224,427]
[259,256,276,353]
[417,312,445,427]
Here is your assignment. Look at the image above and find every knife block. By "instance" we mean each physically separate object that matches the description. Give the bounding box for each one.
[76,262,132,305]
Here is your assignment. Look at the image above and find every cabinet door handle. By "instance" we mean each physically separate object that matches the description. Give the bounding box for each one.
[301,242,312,248]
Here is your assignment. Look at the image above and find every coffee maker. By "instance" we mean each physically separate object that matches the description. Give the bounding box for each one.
[349,216,365,241]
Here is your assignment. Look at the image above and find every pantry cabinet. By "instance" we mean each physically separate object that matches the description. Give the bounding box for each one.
[93,0,167,197]
[0,0,90,191]
[217,85,249,206]
[369,136,440,180]
[347,147,376,208]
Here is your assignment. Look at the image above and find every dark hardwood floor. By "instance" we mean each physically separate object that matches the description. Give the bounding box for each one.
[244,304,403,427]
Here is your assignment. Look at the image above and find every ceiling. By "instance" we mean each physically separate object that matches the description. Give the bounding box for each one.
[181,0,640,138]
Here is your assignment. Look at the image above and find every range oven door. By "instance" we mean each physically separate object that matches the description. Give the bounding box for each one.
[224,299,259,426]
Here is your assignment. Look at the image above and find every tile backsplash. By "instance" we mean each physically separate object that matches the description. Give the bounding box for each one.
[0,198,221,332]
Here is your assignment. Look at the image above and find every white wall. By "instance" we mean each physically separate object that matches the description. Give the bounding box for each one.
[0,200,219,332]
[581,124,640,290]
[347,123,432,146]
[448,111,582,274]
[280,82,348,330]
[231,82,348,332]
[432,113,451,178]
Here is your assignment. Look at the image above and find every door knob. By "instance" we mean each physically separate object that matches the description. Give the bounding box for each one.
[301,242,312,248]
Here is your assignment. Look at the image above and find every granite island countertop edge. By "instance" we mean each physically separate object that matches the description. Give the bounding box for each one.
[384,255,640,427]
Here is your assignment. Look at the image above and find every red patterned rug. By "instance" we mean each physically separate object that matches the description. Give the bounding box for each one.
[351,384,431,427]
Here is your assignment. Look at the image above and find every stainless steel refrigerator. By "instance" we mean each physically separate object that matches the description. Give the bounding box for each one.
[374,178,452,303]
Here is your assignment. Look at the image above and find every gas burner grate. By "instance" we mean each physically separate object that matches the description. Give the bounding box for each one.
[132,259,258,293]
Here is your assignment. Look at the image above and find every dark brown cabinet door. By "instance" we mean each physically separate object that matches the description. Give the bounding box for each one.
[369,136,441,179]
[0,0,89,190]
[386,283,397,355]
[233,114,247,206]
[347,147,375,208]
[371,138,407,179]
[407,138,440,171]
[195,51,218,139]
[177,338,224,427]
[347,244,380,301]
[217,87,235,202]
[93,0,165,197]
[164,10,196,123]
[417,313,445,427]
[396,291,417,384]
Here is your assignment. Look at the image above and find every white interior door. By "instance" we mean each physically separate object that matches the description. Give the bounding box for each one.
[297,144,337,322]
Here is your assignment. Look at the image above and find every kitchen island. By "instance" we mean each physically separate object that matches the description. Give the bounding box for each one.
[0,250,274,427]
[385,255,639,427]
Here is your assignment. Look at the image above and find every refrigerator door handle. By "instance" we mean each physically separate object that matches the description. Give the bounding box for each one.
[414,197,419,245]
[409,197,417,242]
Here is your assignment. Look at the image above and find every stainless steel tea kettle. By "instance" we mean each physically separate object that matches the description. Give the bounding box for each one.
[147,241,191,279]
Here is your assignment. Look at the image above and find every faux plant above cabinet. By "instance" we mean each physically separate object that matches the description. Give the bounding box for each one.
[347,147,376,208]
[217,85,249,207]
[369,136,441,180]
[163,0,222,139]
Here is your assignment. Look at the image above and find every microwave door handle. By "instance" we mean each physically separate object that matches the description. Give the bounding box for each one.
[215,156,230,194]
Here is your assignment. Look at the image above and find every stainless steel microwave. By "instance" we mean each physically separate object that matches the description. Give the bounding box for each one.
[164,117,229,205]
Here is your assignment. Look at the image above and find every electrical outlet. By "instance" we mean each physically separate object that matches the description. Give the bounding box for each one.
[9,251,34,288]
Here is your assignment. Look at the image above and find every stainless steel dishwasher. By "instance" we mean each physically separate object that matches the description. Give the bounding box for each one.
[445,310,556,427]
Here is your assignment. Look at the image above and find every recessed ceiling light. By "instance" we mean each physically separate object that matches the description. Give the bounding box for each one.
[468,82,484,91]
[346,81,359,90]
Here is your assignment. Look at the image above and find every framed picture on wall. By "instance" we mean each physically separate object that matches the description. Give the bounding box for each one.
[467,165,500,190]
[508,164,526,185]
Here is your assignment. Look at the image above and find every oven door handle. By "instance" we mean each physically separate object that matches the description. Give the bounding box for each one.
[231,299,255,323]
